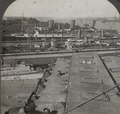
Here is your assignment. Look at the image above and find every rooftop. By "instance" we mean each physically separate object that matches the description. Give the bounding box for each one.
[1,51,120,114]
[66,52,120,114]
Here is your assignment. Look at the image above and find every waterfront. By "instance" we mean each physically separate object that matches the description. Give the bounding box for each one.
[1,0,120,114]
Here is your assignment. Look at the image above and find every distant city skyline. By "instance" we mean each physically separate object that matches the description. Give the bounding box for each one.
[3,0,120,18]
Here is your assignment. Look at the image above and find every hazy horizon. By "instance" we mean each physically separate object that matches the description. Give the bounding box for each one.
[3,15,119,18]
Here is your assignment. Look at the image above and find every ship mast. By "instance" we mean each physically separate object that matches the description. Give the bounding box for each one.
[21,9,24,33]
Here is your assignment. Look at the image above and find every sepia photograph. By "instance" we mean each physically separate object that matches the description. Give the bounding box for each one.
[1,0,120,114]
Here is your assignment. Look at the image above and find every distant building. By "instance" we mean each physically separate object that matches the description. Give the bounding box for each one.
[42,27,50,31]
[23,21,28,25]
[90,20,96,28]
[64,23,70,30]
[58,24,61,29]
[70,20,75,30]
[40,21,48,27]
[48,20,54,30]
[78,29,81,39]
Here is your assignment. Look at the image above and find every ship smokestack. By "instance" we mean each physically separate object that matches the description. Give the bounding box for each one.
[78,28,81,39]
[91,20,96,29]
[48,20,54,30]
[101,30,104,37]
[70,20,75,30]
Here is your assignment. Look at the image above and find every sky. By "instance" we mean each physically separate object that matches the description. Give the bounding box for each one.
[3,0,120,18]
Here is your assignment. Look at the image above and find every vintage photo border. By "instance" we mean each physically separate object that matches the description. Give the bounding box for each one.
[0,0,120,113]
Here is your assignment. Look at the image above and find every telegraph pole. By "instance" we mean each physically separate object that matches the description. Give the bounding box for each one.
[61,27,64,43]
[21,9,24,33]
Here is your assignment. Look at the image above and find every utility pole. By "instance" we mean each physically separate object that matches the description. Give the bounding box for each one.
[21,9,24,33]
[61,27,64,43]
[30,36,31,51]
[45,31,46,43]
